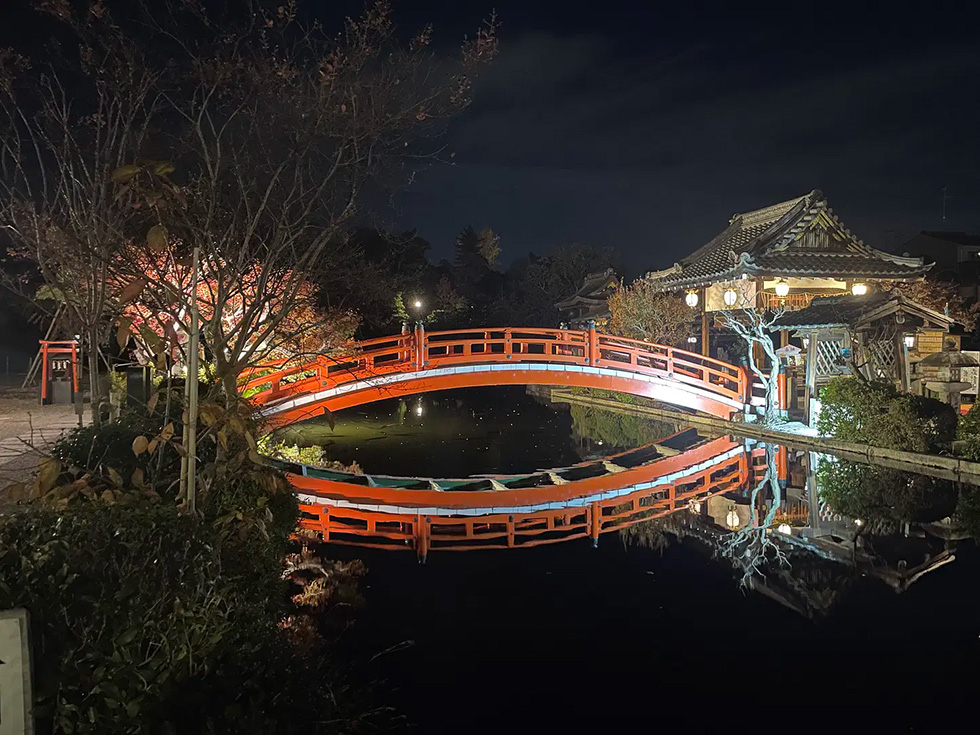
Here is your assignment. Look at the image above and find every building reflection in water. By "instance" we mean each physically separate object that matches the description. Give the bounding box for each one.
[626,441,960,618]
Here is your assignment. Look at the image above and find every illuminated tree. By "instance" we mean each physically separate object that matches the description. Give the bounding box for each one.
[2,0,498,407]
[607,276,692,345]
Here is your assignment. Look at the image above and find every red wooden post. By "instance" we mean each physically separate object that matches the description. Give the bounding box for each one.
[40,341,49,404]
[587,321,599,365]
[414,322,425,371]
[590,501,601,545]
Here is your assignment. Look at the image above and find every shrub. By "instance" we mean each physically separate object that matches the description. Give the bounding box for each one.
[818,377,956,451]
[817,378,898,442]
[817,459,957,525]
[957,404,980,461]
[0,503,234,733]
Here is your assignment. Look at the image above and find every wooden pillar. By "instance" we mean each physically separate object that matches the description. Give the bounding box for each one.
[780,329,789,349]
[700,287,709,357]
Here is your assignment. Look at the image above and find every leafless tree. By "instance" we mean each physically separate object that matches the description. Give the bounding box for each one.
[2,0,498,411]
[0,14,159,424]
[721,443,790,585]
[716,283,785,425]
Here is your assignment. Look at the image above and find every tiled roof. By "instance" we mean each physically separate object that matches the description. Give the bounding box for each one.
[556,268,619,309]
[646,190,931,290]
[774,291,953,331]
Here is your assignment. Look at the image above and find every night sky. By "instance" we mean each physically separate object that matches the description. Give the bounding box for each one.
[5,0,980,276]
[377,0,980,274]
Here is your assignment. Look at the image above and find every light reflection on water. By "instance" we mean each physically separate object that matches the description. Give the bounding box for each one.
[278,385,973,618]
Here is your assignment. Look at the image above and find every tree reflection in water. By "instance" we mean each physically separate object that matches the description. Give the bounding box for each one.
[720,443,789,585]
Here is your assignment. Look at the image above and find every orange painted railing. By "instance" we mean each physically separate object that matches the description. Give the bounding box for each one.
[242,325,748,412]
[292,436,749,557]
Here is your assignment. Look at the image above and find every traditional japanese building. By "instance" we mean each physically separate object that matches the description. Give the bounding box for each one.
[772,290,955,421]
[555,268,620,329]
[645,190,933,355]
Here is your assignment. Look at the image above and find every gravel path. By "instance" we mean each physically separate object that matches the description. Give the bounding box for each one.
[0,388,87,484]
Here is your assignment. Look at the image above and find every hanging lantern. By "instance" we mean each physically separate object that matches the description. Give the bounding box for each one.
[851,282,868,296]
[685,290,699,308]
[774,280,790,297]
[904,334,916,349]
[802,336,810,349]
[723,287,738,307]
[725,508,740,529]
[776,524,792,535]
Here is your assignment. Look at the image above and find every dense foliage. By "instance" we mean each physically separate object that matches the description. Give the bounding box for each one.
[816,377,958,525]
[0,382,388,733]
[817,377,956,451]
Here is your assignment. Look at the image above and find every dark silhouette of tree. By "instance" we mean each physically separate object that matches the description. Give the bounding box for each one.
[1,0,499,404]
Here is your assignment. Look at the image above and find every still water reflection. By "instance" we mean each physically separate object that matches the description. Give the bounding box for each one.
[276,386,971,617]
[280,386,979,731]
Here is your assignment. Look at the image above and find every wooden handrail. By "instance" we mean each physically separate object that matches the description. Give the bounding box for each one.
[241,326,748,407]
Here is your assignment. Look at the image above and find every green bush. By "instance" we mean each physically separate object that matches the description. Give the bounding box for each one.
[0,503,234,733]
[817,459,957,525]
[957,404,980,461]
[817,378,958,525]
[818,377,956,451]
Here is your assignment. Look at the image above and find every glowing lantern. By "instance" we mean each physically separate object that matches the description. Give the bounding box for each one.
[851,282,868,296]
[725,508,740,529]
[685,290,699,308]
[687,336,698,344]
[776,524,792,535]
[774,280,790,297]
[904,334,916,349]
[723,288,738,307]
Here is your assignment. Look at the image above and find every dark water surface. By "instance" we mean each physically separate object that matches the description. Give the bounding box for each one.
[287,387,979,731]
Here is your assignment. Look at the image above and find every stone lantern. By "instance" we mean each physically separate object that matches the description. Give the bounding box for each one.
[914,351,979,409]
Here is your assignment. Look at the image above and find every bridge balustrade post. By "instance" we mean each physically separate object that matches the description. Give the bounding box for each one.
[414,321,425,371]
[587,320,599,366]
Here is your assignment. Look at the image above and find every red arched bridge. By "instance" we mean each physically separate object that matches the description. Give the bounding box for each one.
[244,325,750,427]
[242,326,780,558]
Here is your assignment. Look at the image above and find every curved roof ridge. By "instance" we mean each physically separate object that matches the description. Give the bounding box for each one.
[736,189,820,227]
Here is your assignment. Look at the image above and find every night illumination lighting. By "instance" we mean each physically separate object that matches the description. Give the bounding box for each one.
[776,524,792,535]
[725,508,740,529]
[687,336,698,344]
[415,404,423,416]
[413,299,423,309]
[774,280,790,297]
[685,290,699,308]
[723,288,738,307]
[904,334,915,348]
[851,282,867,296]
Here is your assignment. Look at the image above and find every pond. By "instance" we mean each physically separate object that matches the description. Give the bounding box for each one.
[278,386,980,732]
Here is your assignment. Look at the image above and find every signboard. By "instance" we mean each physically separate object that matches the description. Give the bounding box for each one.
[961,351,979,396]
[0,609,32,735]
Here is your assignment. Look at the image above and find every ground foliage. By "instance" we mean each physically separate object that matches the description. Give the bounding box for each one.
[0,388,385,734]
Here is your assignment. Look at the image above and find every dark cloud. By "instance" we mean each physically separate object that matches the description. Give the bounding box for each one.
[398,22,980,274]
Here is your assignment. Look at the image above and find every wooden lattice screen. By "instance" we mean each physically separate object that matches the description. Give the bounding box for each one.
[862,339,898,380]
[813,333,849,384]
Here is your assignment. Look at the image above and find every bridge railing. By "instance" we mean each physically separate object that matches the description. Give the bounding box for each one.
[241,326,747,407]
